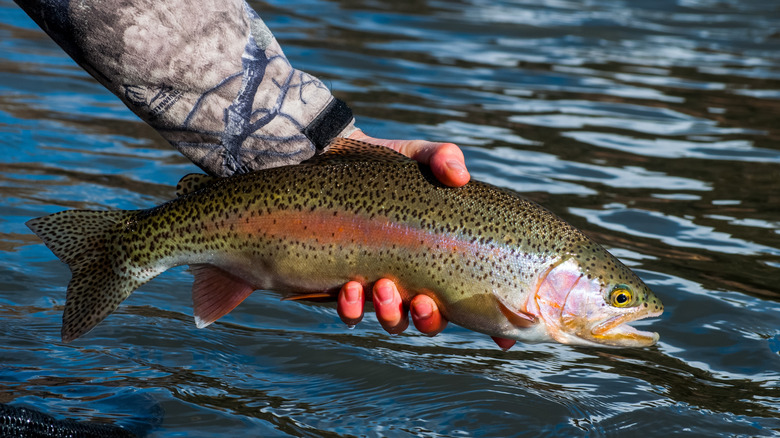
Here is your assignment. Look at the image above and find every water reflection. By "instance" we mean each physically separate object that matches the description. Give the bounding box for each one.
[566,132,780,162]
[571,206,779,256]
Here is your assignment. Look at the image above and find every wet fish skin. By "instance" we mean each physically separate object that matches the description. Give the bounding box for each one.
[0,403,138,438]
[26,139,663,346]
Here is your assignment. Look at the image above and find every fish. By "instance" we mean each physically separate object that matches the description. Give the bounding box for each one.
[26,138,663,347]
[0,403,139,438]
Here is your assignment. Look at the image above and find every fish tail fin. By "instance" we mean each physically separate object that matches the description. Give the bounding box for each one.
[27,210,149,343]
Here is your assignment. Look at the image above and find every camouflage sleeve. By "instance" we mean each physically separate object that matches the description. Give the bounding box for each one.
[15,0,358,176]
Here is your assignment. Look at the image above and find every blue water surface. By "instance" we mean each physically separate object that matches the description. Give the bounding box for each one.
[1,0,779,436]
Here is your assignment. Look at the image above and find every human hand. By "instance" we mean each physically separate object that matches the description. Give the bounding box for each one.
[348,130,470,187]
[335,133,515,350]
[337,280,447,336]
[336,280,516,350]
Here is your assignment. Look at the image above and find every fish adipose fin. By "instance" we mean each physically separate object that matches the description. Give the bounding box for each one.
[26,210,144,343]
[191,264,255,328]
[175,173,218,197]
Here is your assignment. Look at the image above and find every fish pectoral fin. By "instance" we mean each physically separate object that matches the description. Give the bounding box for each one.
[191,264,255,329]
[282,292,337,302]
[496,299,537,328]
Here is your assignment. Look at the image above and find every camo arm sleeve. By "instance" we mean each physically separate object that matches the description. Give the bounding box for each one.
[15,0,358,176]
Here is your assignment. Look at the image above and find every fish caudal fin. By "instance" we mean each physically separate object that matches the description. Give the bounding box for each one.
[190,264,255,329]
[26,210,145,343]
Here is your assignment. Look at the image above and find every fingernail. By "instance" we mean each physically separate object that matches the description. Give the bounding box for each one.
[446,159,466,173]
[345,283,360,305]
[412,299,432,319]
[375,282,395,305]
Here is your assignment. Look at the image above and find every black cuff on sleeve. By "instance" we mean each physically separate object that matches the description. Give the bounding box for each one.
[303,98,353,150]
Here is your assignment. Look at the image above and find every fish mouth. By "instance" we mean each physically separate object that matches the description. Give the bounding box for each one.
[589,309,663,347]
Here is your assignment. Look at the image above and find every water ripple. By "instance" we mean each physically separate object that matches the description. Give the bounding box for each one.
[565,131,780,162]
[2,0,780,436]
[571,205,780,256]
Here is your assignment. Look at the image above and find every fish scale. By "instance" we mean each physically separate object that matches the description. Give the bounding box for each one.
[26,138,662,346]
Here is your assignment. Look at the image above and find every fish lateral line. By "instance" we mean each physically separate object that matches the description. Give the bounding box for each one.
[221,207,514,263]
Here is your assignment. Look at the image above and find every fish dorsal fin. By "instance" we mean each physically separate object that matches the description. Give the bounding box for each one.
[176,173,218,197]
[304,138,413,165]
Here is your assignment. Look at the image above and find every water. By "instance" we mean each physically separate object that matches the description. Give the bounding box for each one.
[1,0,779,436]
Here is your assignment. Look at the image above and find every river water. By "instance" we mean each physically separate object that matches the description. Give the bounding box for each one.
[1,0,779,436]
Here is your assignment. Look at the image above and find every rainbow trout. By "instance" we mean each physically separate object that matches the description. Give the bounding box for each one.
[27,139,663,346]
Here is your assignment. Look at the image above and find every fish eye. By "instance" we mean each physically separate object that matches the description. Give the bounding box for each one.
[610,286,633,308]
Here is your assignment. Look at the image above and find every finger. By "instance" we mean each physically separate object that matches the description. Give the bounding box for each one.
[491,336,516,351]
[348,131,470,188]
[416,142,470,188]
[410,295,447,336]
[337,281,365,326]
[373,278,409,334]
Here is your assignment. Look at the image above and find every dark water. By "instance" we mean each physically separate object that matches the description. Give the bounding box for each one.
[2,0,779,436]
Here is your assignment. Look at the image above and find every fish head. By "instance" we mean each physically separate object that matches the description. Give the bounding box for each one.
[530,249,663,348]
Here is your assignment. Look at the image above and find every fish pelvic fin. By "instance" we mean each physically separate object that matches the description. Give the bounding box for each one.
[191,264,255,329]
[26,210,147,343]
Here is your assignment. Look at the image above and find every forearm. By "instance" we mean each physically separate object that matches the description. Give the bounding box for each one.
[16,0,356,176]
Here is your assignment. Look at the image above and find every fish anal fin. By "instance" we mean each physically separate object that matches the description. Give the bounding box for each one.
[191,264,255,328]
[176,173,218,197]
